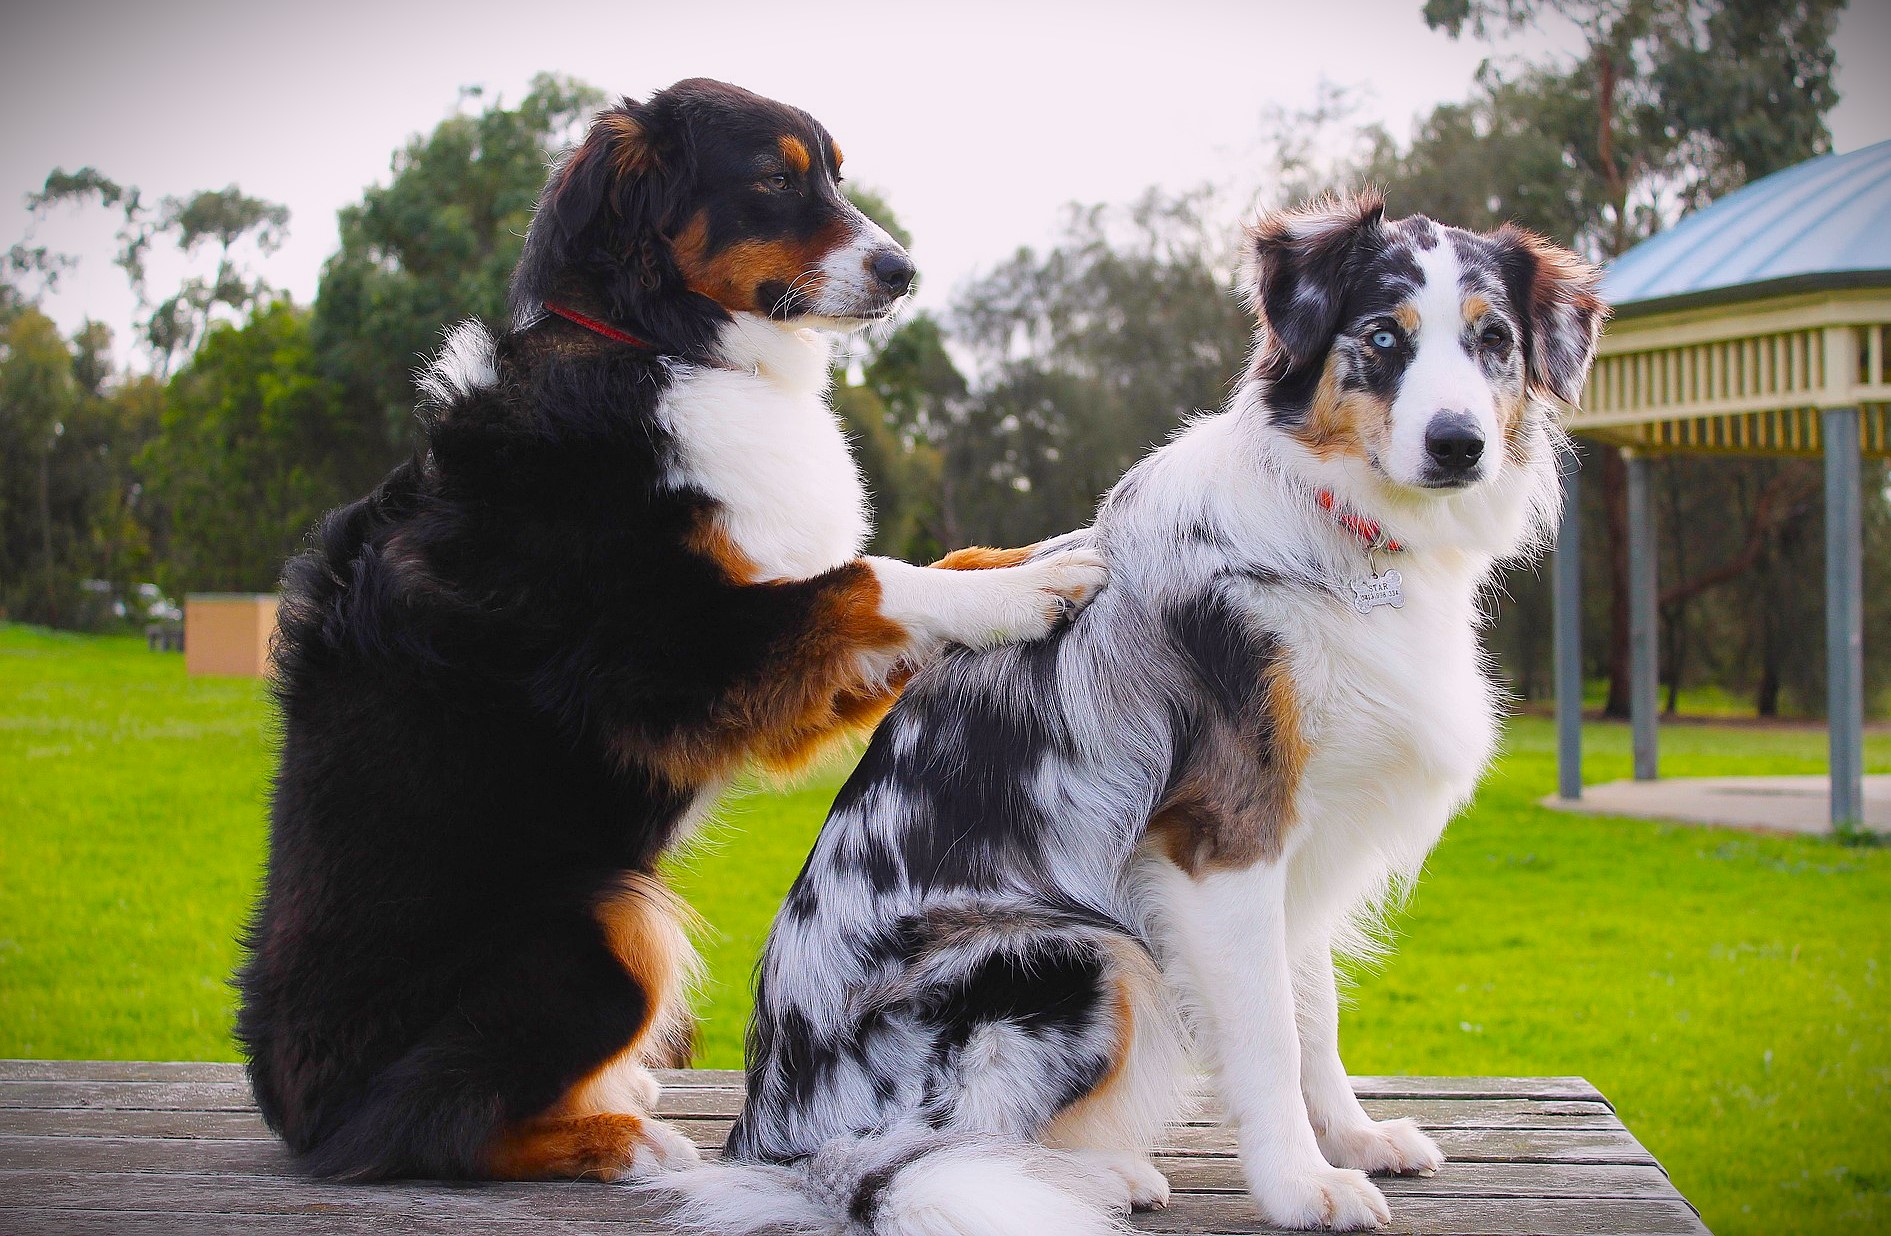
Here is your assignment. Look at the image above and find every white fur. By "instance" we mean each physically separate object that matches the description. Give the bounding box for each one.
[1383,242,1499,488]
[808,210,906,322]
[663,317,1106,667]
[414,320,497,408]
[666,316,868,581]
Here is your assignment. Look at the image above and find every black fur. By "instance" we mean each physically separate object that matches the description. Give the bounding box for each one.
[236,78,902,1182]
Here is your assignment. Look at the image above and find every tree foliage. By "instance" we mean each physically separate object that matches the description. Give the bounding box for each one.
[943,190,1251,547]
[311,74,602,454]
[142,301,350,594]
[24,171,290,374]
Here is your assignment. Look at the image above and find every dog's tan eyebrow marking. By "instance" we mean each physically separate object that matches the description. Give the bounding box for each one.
[1394,304,1422,333]
[831,143,843,169]
[779,135,811,174]
[1462,293,1492,324]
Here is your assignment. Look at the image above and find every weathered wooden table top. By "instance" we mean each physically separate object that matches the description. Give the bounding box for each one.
[0,1061,1706,1234]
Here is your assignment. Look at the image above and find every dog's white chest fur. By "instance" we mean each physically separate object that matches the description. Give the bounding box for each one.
[658,315,870,581]
[1267,566,1499,903]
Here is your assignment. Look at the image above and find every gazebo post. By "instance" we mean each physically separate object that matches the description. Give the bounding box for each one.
[1824,404,1865,829]
[1625,451,1660,781]
[1553,455,1583,801]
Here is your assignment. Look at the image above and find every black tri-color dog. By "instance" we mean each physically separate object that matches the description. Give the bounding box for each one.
[234,78,1104,1182]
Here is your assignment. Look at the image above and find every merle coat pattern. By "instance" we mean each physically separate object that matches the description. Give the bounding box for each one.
[661,194,1604,1234]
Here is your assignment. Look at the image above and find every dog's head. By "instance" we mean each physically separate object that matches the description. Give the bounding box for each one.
[509,78,913,348]
[1243,192,1604,495]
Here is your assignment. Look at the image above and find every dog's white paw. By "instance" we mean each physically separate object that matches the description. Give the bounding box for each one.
[1319,1116,1444,1177]
[620,1116,702,1179]
[974,549,1109,646]
[1251,1162,1389,1231]
[1073,1149,1171,1211]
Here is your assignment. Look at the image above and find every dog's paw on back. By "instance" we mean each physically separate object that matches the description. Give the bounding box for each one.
[979,548,1109,644]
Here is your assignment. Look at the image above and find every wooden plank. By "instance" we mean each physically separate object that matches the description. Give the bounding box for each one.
[0,1062,246,1084]
[1141,1194,1707,1235]
[0,1170,1706,1235]
[0,1109,276,1140]
[0,1135,1677,1203]
[0,1064,1602,1104]
[1151,1123,1657,1168]
[1147,1157,1681,1200]
[0,1075,1607,1116]
[0,1212,652,1236]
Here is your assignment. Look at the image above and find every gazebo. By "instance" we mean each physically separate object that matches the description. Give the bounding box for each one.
[1552,138,1891,829]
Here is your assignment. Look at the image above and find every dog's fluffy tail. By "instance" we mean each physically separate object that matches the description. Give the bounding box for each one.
[649,1126,1131,1236]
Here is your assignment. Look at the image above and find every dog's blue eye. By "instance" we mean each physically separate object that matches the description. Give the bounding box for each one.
[1370,329,1398,351]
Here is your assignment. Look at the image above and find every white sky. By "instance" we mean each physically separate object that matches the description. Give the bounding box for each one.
[5,0,1888,367]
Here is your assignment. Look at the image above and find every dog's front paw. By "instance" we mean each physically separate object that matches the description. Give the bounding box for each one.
[1320,1116,1444,1177]
[1252,1163,1389,1231]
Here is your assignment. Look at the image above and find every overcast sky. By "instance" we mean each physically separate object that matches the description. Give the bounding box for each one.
[6,0,1889,366]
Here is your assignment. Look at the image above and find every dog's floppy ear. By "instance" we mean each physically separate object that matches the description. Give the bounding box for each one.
[1494,226,1608,408]
[1243,190,1386,375]
[544,102,660,246]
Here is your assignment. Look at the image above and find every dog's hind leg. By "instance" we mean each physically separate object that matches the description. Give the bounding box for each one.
[299,877,700,1181]
[1041,938,1187,1211]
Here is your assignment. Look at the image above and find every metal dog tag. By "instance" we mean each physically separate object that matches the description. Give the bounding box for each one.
[1348,569,1403,615]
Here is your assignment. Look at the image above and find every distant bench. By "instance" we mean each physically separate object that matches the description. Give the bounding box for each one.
[0,1061,1706,1234]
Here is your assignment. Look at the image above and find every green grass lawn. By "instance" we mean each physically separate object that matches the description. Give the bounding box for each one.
[2,622,1887,1233]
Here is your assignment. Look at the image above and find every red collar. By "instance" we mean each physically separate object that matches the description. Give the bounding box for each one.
[1316,490,1403,553]
[542,301,657,350]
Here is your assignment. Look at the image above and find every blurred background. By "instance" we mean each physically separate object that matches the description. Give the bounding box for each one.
[2,2,1888,1233]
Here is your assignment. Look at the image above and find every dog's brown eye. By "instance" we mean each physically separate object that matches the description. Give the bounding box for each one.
[767,173,790,191]
[1479,323,1511,351]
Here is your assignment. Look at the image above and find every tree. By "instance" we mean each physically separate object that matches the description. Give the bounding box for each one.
[1392,0,1843,715]
[21,171,289,376]
[142,301,351,595]
[944,189,1251,546]
[311,74,602,465]
[0,309,78,622]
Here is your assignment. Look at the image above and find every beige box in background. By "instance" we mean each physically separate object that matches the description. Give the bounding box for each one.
[184,593,279,678]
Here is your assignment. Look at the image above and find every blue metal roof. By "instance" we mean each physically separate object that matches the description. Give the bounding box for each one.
[1604,140,1891,315]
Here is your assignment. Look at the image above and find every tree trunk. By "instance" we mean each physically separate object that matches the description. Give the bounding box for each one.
[38,437,59,625]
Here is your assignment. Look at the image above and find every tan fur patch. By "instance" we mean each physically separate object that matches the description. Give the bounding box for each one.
[671,211,847,314]
[610,560,911,783]
[598,113,654,176]
[1148,657,1309,876]
[1393,304,1421,334]
[486,1113,652,1181]
[831,143,844,169]
[1462,294,1492,326]
[778,135,811,174]
[1291,352,1392,463]
[590,873,703,1072]
[931,545,1035,571]
[685,516,762,585]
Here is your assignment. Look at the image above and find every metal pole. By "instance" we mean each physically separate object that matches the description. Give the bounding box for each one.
[1553,454,1583,801]
[1823,406,1865,829]
[1626,451,1660,782]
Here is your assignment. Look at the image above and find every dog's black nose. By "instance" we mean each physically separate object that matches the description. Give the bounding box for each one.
[870,249,915,295]
[1425,414,1486,473]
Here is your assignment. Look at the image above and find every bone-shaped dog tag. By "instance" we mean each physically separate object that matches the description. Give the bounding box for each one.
[1348,569,1403,615]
